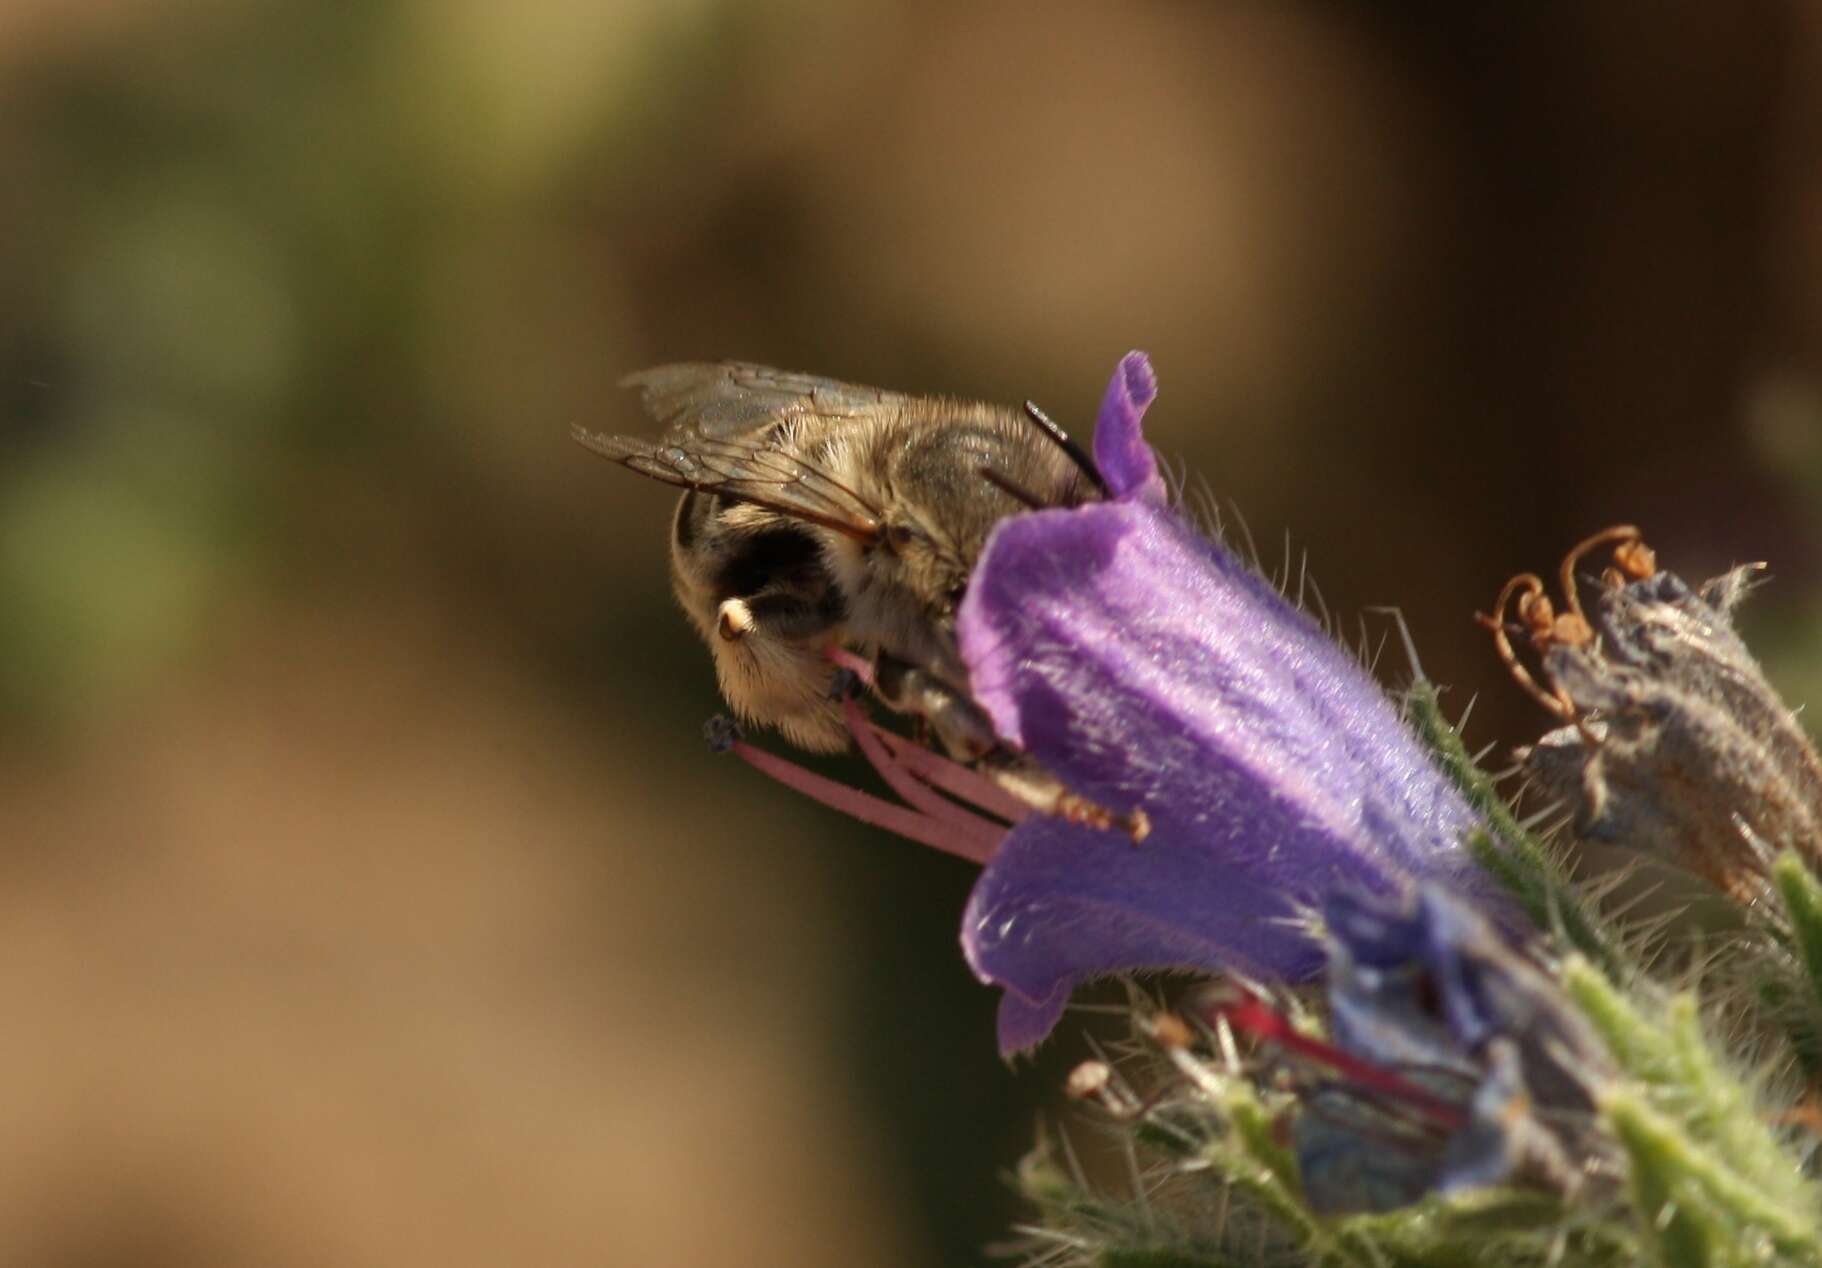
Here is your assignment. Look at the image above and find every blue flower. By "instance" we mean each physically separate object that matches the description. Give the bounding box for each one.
[954,353,1491,1051]
[1289,886,1610,1212]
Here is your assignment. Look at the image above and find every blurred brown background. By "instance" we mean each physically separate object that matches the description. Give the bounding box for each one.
[1,3,1820,1265]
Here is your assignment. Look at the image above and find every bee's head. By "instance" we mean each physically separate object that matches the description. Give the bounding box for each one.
[878,420,1060,621]
[879,513,971,621]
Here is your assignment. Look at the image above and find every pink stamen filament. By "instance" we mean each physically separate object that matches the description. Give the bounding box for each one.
[1208,991,1467,1131]
[825,646,876,686]
[726,740,999,866]
[866,726,1033,825]
[819,643,1029,825]
[841,697,1007,859]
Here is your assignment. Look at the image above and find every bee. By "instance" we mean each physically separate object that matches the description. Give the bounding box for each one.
[573,361,1105,757]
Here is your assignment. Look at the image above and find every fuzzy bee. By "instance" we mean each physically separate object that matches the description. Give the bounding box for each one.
[574,361,1104,756]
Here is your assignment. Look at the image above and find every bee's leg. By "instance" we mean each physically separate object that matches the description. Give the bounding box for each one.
[870,651,1151,844]
[978,753,1151,844]
[871,652,999,761]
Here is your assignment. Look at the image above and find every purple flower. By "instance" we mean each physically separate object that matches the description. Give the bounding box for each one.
[954,353,1489,1052]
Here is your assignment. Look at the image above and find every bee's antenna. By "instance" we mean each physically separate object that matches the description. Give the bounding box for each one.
[1022,400,1108,496]
[978,465,1047,509]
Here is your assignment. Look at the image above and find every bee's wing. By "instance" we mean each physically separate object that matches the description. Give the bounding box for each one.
[621,361,906,440]
[575,362,897,541]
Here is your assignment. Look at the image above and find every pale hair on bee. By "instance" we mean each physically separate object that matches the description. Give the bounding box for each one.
[573,361,1104,757]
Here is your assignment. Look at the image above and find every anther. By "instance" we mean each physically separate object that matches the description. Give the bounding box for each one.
[1480,526,1657,742]
[1476,573,1580,724]
[1064,1053,1179,1121]
[1065,1060,1113,1100]
[1558,524,1645,628]
[703,714,743,753]
[1147,1011,1196,1051]
[1611,535,1657,583]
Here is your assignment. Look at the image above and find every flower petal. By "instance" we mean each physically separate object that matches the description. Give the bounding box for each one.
[956,499,1486,1049]
[962,815,1318,1053]
[1091,350,1165,503]
[960,501,1480,878]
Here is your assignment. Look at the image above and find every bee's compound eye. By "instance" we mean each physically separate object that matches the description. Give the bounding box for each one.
[884,522,925,554]
[717,598,754,642]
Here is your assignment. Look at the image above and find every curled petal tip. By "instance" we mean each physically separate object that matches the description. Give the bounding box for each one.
[1093,351,1166,503]
[1117,350,1157,409]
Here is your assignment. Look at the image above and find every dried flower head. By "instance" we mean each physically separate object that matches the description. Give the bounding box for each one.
[1487,533,1822,903]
